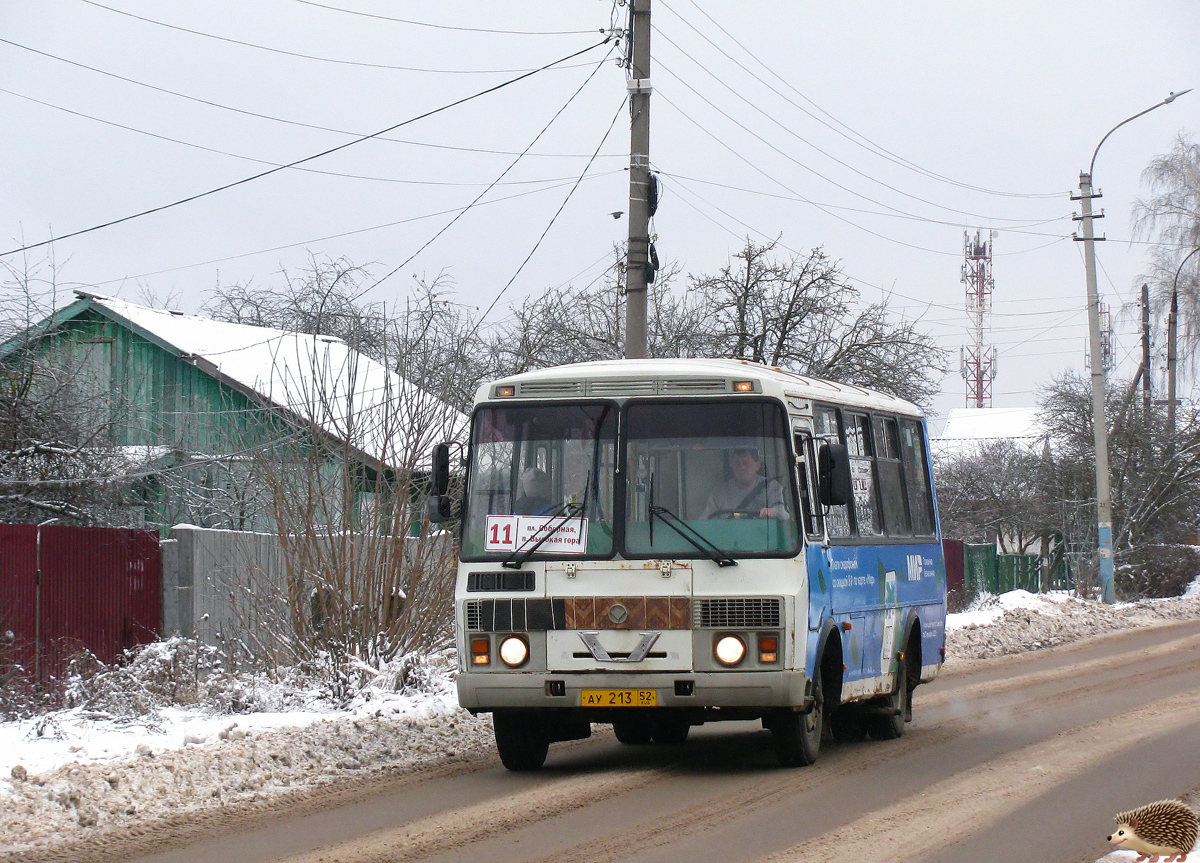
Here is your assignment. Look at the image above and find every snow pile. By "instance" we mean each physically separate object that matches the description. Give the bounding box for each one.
[0,647,495,856]
[946,591,1200,660]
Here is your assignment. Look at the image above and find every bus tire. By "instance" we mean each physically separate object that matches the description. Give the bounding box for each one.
[772,664,823,767]
[866,659,908,741]
[830,706,867,743]
[652,717,691,745]
[613,719,654,745]
[493,711,549,770]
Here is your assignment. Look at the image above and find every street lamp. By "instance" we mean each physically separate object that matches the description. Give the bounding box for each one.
[1074,89,1190,604]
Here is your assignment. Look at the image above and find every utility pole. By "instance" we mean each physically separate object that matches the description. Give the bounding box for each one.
[624,0,652,359]
[1141,283,1151,419]
[1073,171,1115,603]
[1071,90,1188,604]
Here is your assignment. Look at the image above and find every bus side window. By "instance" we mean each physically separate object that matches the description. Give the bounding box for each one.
[874,416,912,536]
[899,419,936,536]
[845,412,883,536]
[793,431,819,536]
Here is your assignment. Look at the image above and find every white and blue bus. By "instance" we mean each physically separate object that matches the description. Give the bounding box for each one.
[428,358,946,770]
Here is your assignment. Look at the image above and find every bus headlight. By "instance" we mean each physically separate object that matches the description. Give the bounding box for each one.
[714,635,746,667]
[498,635,529,668]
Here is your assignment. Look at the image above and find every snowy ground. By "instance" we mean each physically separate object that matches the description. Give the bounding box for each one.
[2,582,1199,860]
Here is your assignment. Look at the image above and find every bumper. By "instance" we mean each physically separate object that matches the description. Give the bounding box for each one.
[457,669,808,712]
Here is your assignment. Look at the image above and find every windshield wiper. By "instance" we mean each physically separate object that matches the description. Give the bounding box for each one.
[502,471,591,569]
[648,503,737,568]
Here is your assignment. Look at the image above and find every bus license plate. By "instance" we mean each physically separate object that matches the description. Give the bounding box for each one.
[581,689,657,708]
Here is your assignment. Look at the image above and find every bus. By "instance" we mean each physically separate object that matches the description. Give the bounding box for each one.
[428,358,946,770]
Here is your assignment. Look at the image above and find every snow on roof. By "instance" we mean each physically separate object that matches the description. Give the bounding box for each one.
[85,295,465,469]
[932,406,1044,459]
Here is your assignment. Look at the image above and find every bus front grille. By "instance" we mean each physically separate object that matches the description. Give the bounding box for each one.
[693,597,782,629]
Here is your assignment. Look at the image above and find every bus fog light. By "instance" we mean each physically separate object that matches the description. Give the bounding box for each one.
[714,635,746,667]
[499,635,529,668]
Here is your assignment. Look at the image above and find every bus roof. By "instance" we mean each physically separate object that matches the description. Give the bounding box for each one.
[478,358,924,418]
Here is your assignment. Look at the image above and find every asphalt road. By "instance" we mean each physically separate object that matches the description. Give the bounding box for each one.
[104,619,1200,863]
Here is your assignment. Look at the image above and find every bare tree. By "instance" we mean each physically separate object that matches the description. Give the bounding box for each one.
[934,439,1051,553]
[1132,133,1200,374]
[686,239,948,406]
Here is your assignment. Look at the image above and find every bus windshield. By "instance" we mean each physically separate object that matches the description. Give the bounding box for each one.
[461,403,617,560]
[624,400,801,557]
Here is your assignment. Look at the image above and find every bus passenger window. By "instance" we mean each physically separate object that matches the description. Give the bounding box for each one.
[846,413,882,536]
[874,416,912,536]
[899,419,936,536]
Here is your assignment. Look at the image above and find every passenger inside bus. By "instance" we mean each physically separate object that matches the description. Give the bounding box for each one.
[699,446,790,520]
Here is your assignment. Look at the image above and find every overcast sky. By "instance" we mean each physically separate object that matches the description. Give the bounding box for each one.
[2,1,1197,426]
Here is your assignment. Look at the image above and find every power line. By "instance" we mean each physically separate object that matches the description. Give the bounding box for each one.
[362,45,618,293]
[71,172,620,290]
[0,38,613,258]
[654,169,1072,236]
[0,85,619,189]
[666,0,1065,200]
[654,26,1064,226]
[0,38,627,161]
[474,96,629,329]
[78,0,595,72]
[291,0,601,36]
[656,56,1058,228]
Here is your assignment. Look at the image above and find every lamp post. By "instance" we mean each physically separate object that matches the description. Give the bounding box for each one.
[1074,90,1190,604]
[1167,246,1200,446]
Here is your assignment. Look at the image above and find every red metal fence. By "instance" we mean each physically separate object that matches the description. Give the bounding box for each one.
[0,525,160,683]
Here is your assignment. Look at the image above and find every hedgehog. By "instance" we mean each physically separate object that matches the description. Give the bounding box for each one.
[1107,799,1198,862]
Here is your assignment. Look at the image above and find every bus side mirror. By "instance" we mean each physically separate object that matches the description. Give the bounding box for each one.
[818,442,851,507]
[427,494,452,523]
[432,443,451,496]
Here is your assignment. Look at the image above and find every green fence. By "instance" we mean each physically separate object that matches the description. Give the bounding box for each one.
[962,543,1075,601]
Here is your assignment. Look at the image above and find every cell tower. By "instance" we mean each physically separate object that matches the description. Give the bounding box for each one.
[960,229,996,408]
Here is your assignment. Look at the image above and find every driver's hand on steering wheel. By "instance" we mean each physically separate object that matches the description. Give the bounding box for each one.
[759,507,782,519]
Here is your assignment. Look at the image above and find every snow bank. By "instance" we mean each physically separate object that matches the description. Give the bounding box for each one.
[946,590,1200,660]
[4,592,1199,858]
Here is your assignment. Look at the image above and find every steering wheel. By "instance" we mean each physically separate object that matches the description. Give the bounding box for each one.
[708,509,759,519]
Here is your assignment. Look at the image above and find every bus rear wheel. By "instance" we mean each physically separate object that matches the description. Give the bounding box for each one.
[493,711,549,771]
[652,717,691,745]
[866,659,910,741]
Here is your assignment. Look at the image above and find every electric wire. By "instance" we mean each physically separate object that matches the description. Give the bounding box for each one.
[656,55,1061,228]
[668,0,1065,200]
[472,96,629,331]
[361,44,618,293]
[292,0,600,36]
[0,37,613,258]
[654,26,1066,225]
[654,168,1072,236]
[0,85,620,189]
[78,0,595,72]
[0,36,623,159]
[72,172,617,290]
[654,90,963,257]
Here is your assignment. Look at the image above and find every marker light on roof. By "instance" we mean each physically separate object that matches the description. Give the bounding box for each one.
[733,381,754,392]
[496,385,515,397]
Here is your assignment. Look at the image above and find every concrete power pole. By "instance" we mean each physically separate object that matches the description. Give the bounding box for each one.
[624,0,652,359]
[1073,171,1115,603]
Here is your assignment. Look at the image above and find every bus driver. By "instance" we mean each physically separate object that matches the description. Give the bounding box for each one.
[699,446,790,520]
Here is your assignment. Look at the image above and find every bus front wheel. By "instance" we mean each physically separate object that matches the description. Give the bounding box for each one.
[493,711,549,771]
[771,664,823,767]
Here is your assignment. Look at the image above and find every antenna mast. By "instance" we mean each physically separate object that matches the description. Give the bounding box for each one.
[960,229,996,408]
